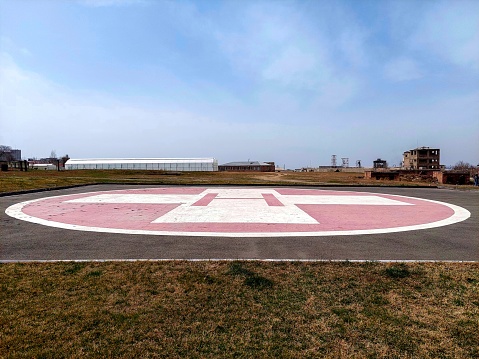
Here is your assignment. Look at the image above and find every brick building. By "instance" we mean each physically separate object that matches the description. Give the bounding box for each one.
[402,147,440,170]
[219,161,275,172]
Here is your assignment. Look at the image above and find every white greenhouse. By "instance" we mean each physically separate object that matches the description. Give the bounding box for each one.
[65,158,218,171]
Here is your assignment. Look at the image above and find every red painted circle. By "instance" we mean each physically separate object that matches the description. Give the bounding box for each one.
[6,187,469,237]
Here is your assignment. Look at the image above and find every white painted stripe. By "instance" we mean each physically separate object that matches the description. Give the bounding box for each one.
[1,259,477,263]
[65,192,412,206]
[152,199,319,224]
[66,194,202,204]
[278,195,413,205]
[209,188,276,198]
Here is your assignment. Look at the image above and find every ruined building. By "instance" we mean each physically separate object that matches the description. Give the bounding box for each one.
[402,147,440,170]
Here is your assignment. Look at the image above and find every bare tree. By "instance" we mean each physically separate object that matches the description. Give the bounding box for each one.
[50,149,57,159]
[0,145,13,162]
[452,161,474,171]
[60,154,70,168]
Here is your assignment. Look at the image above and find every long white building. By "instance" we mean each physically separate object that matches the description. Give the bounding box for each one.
[65,158,218,171]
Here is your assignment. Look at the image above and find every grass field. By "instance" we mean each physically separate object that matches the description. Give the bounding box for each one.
[0,169,444,194]
[1,261,478,358]
[1,170,478,358]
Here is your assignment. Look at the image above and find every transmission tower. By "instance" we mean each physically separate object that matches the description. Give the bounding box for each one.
[331,155,337,168]
[341,158,349,168]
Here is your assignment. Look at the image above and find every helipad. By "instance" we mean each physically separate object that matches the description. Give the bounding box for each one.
[5,187,470,237]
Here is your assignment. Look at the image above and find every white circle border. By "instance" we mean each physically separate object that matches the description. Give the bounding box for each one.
[5,189,472,237]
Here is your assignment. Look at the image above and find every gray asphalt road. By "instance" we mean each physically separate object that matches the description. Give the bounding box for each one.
[1,184,478,261]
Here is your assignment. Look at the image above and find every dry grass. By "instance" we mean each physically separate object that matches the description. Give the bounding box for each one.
[1,261,478,358]
[0,169,440,194]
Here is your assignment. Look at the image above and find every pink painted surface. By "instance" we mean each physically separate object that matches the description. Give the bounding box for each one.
[23,201,180,230]
[19,188,456,233]
[262,193,284,206]
[192,193,217,206]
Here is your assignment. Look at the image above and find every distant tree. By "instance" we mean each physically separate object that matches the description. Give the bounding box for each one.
[60,154,70,167]
[452,161,474,171]
[50,149,57,159]
[0,145,13,162]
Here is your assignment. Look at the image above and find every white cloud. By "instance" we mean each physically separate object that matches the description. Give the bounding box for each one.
[338,28,368,68]
[2,50,477,167]
[213,1,369,108]
[313,77,358,108]
[383,57,422,82]
[214,3,304,76]
[388,0,479,72]
[1,37,32,58]
[412,1,479,71]
[2,1,477,167]
[19,48,32,56]
[0,52,326,165]
[262,47,319,88]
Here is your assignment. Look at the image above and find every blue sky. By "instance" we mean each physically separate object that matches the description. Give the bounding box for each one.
[1,0,478,169]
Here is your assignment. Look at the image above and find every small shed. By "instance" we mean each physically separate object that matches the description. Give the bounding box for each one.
[373,159,387,169]
[365,171,399,180]
[433,171,470,185]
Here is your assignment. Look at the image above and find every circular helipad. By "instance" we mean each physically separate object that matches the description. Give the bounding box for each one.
[5,187,470,237]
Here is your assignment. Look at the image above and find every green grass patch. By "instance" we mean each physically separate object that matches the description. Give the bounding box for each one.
[1,261,478,358]
[384,263,411,278]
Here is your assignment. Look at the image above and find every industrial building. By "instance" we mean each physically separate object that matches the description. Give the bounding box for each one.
[219,161,275,172]
[0,147,21,162]
[402,147,440,170]
[65,158,218,171]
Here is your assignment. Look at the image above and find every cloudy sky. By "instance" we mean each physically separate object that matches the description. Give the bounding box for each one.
[1,0,478,169]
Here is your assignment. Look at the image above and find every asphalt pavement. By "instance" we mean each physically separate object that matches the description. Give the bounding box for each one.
[1,184,478,261]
